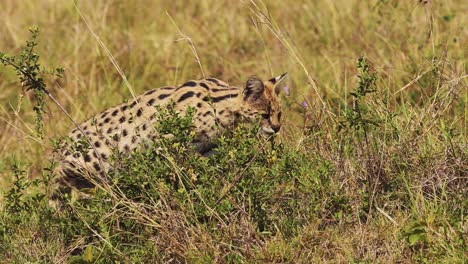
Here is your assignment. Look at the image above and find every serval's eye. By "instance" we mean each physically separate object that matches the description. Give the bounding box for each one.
[261,113,270,119]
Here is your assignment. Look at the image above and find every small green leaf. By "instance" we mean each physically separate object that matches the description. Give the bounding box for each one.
[83,245,94,262]
[408,233,423,246]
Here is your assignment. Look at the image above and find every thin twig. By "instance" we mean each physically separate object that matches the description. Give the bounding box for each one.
[249,1,328,112]
[0,57,109,186]
[376,206,398,226]
[166,12,206,78]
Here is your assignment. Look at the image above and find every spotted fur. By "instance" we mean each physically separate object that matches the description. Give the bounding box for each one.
[53,73,287,191]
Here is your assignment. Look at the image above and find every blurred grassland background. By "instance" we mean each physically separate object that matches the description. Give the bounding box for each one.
[0,0,466,262]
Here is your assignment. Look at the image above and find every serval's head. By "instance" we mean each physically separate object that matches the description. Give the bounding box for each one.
[239,73,287,135]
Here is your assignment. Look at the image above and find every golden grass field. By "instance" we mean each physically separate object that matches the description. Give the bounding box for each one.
[0,0,466,262]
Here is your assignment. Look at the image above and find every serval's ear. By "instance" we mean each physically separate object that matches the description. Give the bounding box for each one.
[243,76,265,101]
[267,72,288,95]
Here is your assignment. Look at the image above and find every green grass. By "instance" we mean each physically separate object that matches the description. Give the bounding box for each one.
[0,0,466,262]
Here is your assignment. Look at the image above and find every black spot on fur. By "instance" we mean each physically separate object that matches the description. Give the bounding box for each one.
[181,81,197,87]
[211,88,237,92]
[137,108,143,117]
[63,169,94,189]
[94,141,101,148]
[147,98,156,105]
[203,111,213,117]
[107,128,113,134]
[158,94,170,100]
[197,103,203,108]
[124,145,130,152]
[112,110,119,116]
[121,105,128,111]
[206,78,220,85]
[131,136,137,143]
[73,152,81,158]
[219,110,225,115]
[178,91,195,102]
[93,162,100,171]
[104,117,111,123]
[200,82,209,89]
[209,93,238,103]
[123,129,128,137]
[98,122,104,127]
[206,78,227,87]
[84,153,91,162]
[142,124,147,131]
[145,89,157,95]
[161,87,174,90]
[101,112,108,118]
[119,116,126,123]
[130,100,139,108]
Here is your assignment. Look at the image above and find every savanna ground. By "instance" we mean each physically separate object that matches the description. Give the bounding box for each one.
[0,0,466,263]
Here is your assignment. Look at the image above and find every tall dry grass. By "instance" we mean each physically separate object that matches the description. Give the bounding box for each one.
[0,0,466,262]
